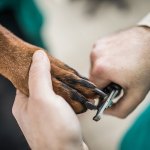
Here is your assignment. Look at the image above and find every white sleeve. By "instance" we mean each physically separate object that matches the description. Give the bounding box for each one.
[138,13,150,27]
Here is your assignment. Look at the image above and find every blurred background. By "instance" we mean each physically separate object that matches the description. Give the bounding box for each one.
[0,0,150,149]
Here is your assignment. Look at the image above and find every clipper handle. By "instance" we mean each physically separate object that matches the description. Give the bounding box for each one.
[93,83,122,121]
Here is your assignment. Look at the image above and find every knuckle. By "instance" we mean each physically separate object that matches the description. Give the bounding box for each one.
[94,38,108,48]
[90,48,98,61]
[91,40,108,63]
[93,40,99,48]
[92,42,97,49]
[93,59,107,75]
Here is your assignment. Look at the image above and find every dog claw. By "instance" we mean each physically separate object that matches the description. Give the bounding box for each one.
[94,88,107,98]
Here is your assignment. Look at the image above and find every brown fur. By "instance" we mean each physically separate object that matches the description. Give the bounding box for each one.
[0,25,102,113]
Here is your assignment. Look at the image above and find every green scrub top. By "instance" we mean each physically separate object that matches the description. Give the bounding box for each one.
[0,0,45,48]
[120,104,150,150]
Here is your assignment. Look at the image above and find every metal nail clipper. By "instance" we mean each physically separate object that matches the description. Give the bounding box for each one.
[85,83,122,121]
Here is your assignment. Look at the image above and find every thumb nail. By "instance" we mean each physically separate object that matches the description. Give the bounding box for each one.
[33,50,46,61]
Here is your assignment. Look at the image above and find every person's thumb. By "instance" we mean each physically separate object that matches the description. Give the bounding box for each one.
[29,50,54,99]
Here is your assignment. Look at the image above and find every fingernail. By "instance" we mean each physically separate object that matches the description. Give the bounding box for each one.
[33,50,45,61]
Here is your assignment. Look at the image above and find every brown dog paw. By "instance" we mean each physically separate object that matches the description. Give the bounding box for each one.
[0,25,105,114]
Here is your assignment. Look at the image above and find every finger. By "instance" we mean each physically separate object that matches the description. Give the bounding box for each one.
[89,66,110,88]
[12,90,28,119]
[29,50,54,99]
[89,59,111,88]
[105,88,145,118]
[89,75,110,88]
[90,48,98,73]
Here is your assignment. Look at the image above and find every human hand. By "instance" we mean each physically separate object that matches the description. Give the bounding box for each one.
[90,26,150,118]
[12,50,88,150]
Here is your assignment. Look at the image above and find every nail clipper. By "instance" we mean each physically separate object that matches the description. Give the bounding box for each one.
[85,83,121,121]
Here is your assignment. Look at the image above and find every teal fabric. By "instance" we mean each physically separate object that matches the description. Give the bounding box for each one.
[0,0,45,48]
[120,104,150,150]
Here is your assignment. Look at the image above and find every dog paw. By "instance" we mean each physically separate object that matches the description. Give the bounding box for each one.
[50,55,105,113]
[0,25,105,114]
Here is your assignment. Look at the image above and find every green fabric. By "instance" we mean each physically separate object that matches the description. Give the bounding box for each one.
[0,0,45,48]
[120,104,150,150]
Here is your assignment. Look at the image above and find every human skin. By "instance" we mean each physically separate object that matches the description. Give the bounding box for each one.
[12,26,150,149]
[90,26,150,118]
[12,50,88,150]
